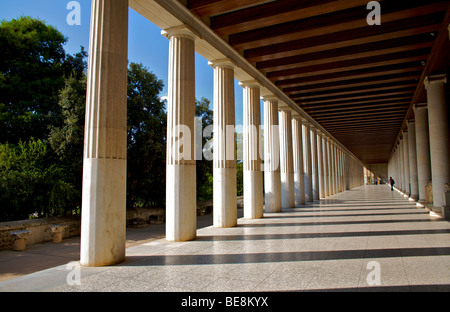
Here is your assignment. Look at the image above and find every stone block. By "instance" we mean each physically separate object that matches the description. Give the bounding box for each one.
[49,224,68,243]
[9,230,32,251]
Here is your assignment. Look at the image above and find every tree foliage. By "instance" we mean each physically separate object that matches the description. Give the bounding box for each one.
[0,139,78,221]
[0,16,86,143]
[0,16,221,222]
[126,62,166,208]
[196,97,214,201]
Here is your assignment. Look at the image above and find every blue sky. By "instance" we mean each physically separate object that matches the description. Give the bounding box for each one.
[0,0,252,126]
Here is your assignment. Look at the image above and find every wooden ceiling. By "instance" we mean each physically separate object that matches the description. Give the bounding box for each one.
[185,0,450,164]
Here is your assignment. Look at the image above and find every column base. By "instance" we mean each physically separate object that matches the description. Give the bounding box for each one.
[166,164,197,242]
[244,170,263,219]
[265,171,282,213]
[214,167,237,227]
[281,172,295,210]
[430,206,449,220]
[294,173,305,206]
[80,158,126,267]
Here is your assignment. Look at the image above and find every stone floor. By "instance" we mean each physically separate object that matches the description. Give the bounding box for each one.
[1,184,450,292]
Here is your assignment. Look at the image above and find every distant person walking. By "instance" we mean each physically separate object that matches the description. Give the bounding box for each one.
[389,177,395,191]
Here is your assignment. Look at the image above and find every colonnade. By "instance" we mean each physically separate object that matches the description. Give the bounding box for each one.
[388,74,449,217]
[79,1,365,267]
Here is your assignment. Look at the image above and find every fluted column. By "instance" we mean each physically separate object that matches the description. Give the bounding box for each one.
[323,136,330,197]
[413,103,431,205]
[81,0,128,266]
[336,146,342,193]
[399,138,405,192]
[396,143,401,191]
[397,142,402,191]
[210,59,237,227]
[403,130,410,196]
[343,152,349,190]
[327,139,335,195]
[317,131,325,199]
[340,150,345,191]
[407,120,419,200]
[424,74,450,213]
[337,148,342,192]
[334,143,339,193]
[292,117,305,205]
[311,126,320,201]
[279,108,295,209]
[241,81,263,219]
[163,26,197,241]
[303,121,313,202]
[330,142,337,195]
[263,96,282,212]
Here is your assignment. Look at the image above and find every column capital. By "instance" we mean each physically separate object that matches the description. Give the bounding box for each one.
[260,94,278,102]
[413,102,427,111]
[208,58,235,70]
[278,106,292,113]
[239,79,259,88]
[161,25,199,40]
[424,74,447,90]
[407,119,415,125]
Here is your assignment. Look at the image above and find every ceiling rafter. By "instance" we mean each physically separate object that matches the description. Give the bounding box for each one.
[186,0,450,163]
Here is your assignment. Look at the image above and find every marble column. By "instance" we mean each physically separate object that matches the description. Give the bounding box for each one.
[407,120,419,200]
[340,150,344,191]
[311,126,320,201]
[413,103,431,205]
[403,130,410,196]
[263,96,282,212]
[279,108,295,209]
[292,117,305,205]
[241,81,263,219]
[163,26,197,241]
[399,138,405,192]
[330,142,337,195]
[317,131,325,199]
[396,143,401,191]
[323,136,330,197]
[327,139,335,195]
[303,121,313,202]
[337,148,342,192]
[81,0,128,266]
[210,59,237,227]
[334,144,339,193]
[424,74,450,212]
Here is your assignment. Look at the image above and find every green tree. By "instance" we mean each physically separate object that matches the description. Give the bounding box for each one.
[196,97,214,201]
[49,61,169,210]
[48,73,87,209]
[127,62,167,208]
[0,16,86,143]
[0,139,78,221]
